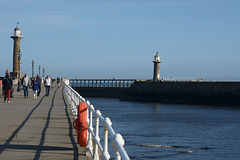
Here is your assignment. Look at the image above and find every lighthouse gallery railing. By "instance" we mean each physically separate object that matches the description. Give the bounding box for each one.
[64,80,130,160]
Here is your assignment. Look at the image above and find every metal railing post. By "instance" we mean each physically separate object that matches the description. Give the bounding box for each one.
[93,110,101,160]
[88,104,94,154]
[102,117,111,160]
[111,134,125,160]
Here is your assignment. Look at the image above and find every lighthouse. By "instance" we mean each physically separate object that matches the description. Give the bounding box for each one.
[10,23,23,79]
[153,52,162,82]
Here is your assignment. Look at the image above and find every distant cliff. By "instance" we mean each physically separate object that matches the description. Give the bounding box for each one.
[73,81,240,106]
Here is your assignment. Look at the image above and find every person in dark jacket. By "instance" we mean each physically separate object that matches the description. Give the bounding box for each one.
[57,77,60,88]
[37,74,41,96]
[32,77,39,99]
[3,71,13,102]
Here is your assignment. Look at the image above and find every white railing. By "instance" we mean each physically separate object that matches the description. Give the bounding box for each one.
[161,77,204,82]
[64,80,130,160]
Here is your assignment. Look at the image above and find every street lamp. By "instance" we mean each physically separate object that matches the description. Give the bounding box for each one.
[17,50,22,91]
[43,67,45,79]
[31,60,35,79]
[39,65,41,75]
[17,50,22,76]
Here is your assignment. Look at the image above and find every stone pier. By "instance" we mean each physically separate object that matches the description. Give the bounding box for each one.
[0,83,90,160]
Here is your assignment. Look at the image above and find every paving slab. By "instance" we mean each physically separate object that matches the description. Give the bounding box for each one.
[0,83,90,160]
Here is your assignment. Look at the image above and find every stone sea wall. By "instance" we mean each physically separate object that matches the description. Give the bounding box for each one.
[73,81,240,106]
[121,81,240,106]
[73,87,125,98]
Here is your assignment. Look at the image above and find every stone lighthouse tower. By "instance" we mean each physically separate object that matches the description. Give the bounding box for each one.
[153,52,162,82]
[10,23,23,79]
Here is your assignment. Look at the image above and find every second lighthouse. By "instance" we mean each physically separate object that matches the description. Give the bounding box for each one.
[153,52,162,82]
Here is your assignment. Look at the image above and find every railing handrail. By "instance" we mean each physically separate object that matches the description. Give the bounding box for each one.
[70,78,137,80]
[161,77,204,82]
[63,80,130,160]
[70,78,136,88]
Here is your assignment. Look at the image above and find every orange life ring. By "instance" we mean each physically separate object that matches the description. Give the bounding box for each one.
[78,102,88,147]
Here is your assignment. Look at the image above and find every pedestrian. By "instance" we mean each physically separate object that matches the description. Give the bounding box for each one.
[22,73,30,98]
[50,77,53,89]
[32,77,39,99]
[45,75,52,97]
[57,77,60,88]
[2,70,12,103]
[37,74,41,96]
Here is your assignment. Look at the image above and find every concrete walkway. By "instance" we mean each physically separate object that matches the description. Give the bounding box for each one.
[0,83,90,160]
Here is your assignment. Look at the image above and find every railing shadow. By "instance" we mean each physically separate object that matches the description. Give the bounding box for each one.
[62,87,79,160]
[0,95,46,154]
[33,87,58,160]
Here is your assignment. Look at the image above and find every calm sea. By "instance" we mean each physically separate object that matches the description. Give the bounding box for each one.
[87,97,240,160]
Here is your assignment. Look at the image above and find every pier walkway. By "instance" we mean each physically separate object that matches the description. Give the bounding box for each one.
[0,84,89,160]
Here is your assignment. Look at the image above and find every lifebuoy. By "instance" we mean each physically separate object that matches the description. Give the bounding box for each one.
[78,102,88,147]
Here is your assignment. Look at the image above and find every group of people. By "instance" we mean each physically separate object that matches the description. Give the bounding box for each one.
[2,69,61,102]
[21,73,45,99]
[21,74,55,98]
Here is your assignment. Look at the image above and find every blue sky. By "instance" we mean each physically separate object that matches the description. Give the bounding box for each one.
[0,0,239,80]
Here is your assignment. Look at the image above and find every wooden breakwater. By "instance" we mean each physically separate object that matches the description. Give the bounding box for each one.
[73,81,240,106]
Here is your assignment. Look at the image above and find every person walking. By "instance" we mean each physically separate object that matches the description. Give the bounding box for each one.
[45,75,52,97]
[32,77,39,99]
[57,77,60,88]
[50,77,53,89]
[37,74,41,96]
[22,73,30,98]
[2,70,12,103]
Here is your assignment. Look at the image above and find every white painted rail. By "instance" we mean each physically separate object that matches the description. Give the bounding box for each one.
[64,80,130,160]
[161,77,204,82]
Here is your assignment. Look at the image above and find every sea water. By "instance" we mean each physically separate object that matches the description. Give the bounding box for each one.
[87,98,240,160]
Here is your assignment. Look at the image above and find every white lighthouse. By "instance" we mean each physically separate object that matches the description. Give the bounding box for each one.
[153,52,162,82]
